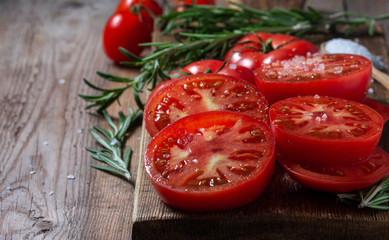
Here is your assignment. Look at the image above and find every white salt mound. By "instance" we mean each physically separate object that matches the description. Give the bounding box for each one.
[325,38,386,70]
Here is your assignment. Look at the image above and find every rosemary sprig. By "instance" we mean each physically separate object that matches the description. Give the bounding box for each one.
[85,108,142,181]
[337,176,389,210]
[80,3,389,113]
[159,3,389,37]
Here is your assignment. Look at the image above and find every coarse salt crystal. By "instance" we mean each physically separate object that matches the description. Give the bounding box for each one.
[334,66,343,74]
[43,141,49,146]
[6,185,12,190]
[325,38,386,70]
[368,88,374,94]
[322,114,328,120]
[229,64,237,70]
[67,175,76,180]
[29,170,36,175]
[49,191,55,196]
[59,79,66,85]
[314,94,320,99]
[77,128,83,134]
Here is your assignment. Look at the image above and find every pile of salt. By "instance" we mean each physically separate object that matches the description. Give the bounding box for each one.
[324,38,386,70]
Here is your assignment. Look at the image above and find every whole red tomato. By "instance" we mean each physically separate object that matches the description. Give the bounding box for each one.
[102,11,152,63]
[116,0,163,17]
[174,0,215,11]
[225,33,319,70]
[170,59,256,84]
[115,0,163,32]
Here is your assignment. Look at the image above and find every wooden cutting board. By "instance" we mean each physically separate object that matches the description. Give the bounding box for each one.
[131,24,389,240]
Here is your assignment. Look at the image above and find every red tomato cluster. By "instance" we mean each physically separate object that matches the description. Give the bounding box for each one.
[103,0,163,63]
[143,32,389,211]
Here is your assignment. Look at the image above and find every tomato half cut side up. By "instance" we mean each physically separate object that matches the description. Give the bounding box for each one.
[270,96,383,166]
[255,54,372,104]
[144,111,276,211]
[144,74,269,137]
[278,147,389,193]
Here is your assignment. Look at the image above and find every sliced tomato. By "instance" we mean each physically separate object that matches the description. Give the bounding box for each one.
[278,147,389,193]
[270,96,383,166]
[255,54,372,104]
[363,98,389,123]
[145,111,275,211]
[225,33,319,70]
[144,74,269,137]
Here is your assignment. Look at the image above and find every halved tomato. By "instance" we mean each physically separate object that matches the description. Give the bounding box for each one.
[363,98,389,123]
[254,54,372,104]
[144,74,269,137]
[278,147,389,193]
[144,111,275,211]
[269,96,383,166]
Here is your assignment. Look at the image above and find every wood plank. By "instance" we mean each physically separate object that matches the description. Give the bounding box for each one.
[132,1,389,240]
[0,0,137,239]
[1,0,389,239]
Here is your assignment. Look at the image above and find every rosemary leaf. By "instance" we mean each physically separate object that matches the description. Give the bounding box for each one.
[85,108,141,182]
[338,176,389,210]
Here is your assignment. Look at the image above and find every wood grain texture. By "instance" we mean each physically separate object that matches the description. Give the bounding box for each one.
[1,0,389,239]
[132,1,389,240]
[0,0,139,239]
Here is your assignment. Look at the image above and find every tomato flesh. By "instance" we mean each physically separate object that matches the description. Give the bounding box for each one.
[255,54,372,104]
[145,111,275,211]
[144,74,269,137]
[270,96,383,166]
[278,147,389,192]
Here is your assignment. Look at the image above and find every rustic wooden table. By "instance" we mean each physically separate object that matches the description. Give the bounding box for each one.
[1,0,389,239]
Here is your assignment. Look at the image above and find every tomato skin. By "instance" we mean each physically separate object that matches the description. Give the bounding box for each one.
[174,0,216,11]
[145,111,275,211]
[278,147,389,193]
[255,54,372,104]
[362,98,389,123]
[270,96,383,166]
[225,33,319,70]
[218,63,256,85]
[102,11,152,63]
[144,73,270,137]
[170,59,256,84]
[180,59,224,75]
[116,0,163,17]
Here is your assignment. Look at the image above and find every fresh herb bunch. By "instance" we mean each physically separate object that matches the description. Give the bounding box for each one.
[81,3,389,203]
[338,176,389,210]
[160,3,389,37]
[80,3,389,112]
[85,108,142,181]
